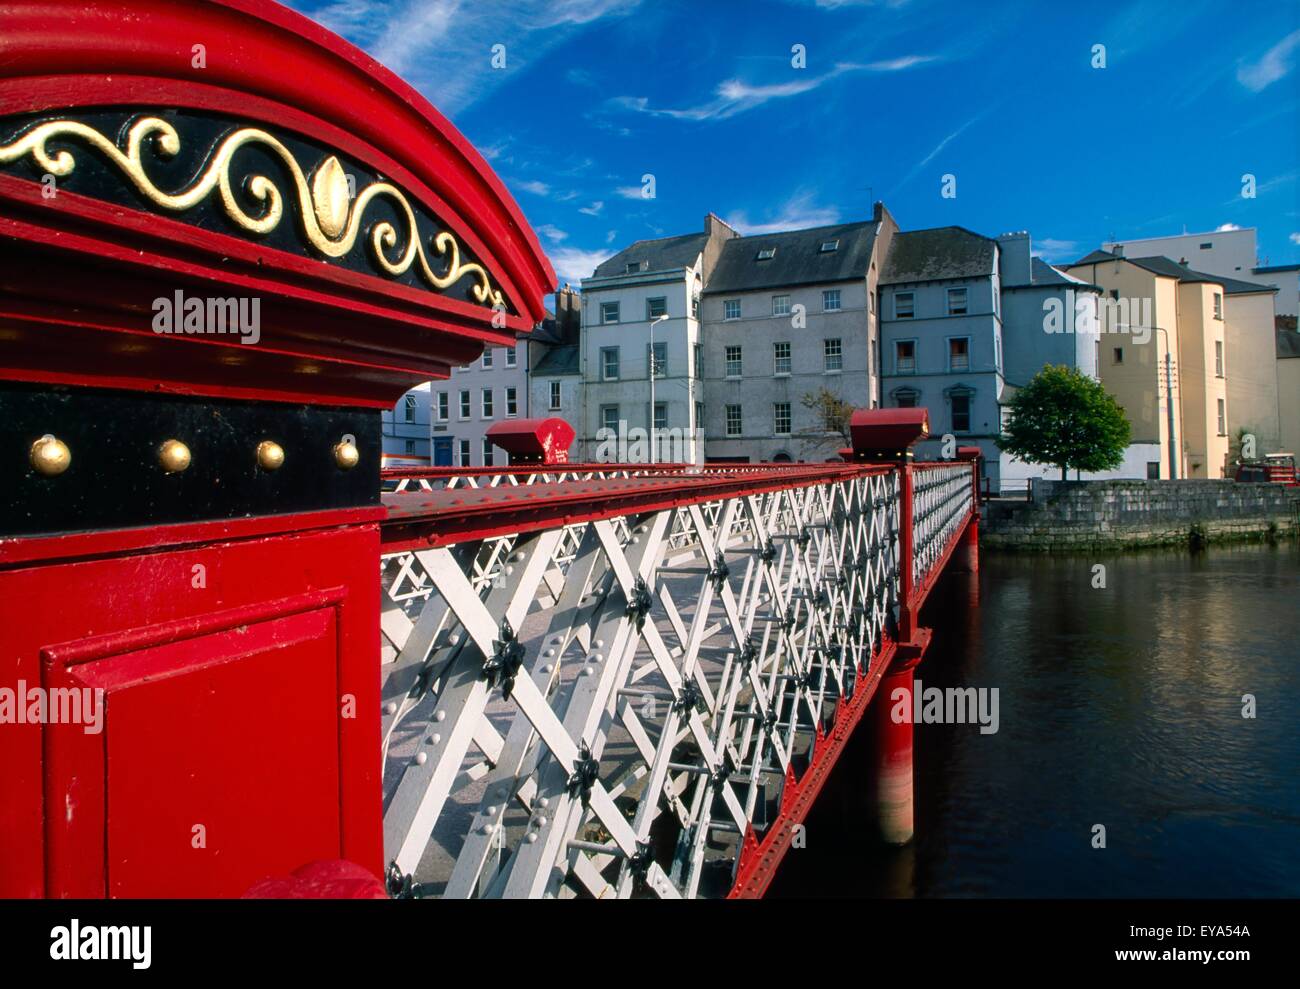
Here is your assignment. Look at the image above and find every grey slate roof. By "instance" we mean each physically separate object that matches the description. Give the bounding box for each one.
[592,232,708,279]
[702,220,878,294]
[1030,256,1073,285]
[1278,329,1300,359]
[1073,250,1277,294]
[881,226,996,284]
[532,343,580,375]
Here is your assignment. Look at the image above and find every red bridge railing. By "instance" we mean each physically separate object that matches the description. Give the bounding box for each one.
[375,420,977,899]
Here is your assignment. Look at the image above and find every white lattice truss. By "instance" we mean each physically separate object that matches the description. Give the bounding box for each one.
[377,463,971,898]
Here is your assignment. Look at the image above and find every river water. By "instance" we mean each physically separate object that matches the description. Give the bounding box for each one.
[768,542,1300,897]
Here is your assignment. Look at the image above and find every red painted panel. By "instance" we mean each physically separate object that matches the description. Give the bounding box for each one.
[0,522,383,898]
[99,609,340,897]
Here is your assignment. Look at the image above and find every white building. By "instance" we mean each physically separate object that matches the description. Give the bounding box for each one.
[700,204,897,462]
[381,382,431,467]
[1104,227,1299,317]
[577,216,739,463]
[433,339,528,467]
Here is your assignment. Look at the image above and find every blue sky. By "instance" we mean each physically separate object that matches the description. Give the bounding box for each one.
[285,0,1300,287]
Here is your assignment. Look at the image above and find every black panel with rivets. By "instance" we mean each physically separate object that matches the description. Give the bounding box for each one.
[1,383,380,538]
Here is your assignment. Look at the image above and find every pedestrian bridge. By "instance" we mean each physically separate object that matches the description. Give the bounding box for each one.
[376,420,979,898]
[0,0,977,899]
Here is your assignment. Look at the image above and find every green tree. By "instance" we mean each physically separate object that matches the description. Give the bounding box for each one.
[999,365,1130,480]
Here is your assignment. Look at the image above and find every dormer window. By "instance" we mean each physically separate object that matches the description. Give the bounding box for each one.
[820,240,839,253]
[625,260,644,274]
[756,247,776,260]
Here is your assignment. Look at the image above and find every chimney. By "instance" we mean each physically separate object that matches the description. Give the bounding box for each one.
[702,212,739,281]
[554,284,580,341]
[996,231,1031,285]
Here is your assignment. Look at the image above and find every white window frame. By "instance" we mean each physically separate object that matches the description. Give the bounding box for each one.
[824,338,843,372]
[646,296,668,320]
[822,289,841,312]
[549,380,561,411]
[773,341,791,376]
[647,341,666,379]
[946,287,968,316]
[601,301,620,324]
[459,390,471,420]
[506,386,518,417]
[896,339,916,374]
[481,348,494,369]
[948,336,970,372]
[723,299,741,320]
[773,402,792,436]
[505,347,517,367]
[601,346,620,381]
[481,387,494,419]
[772,294,792,317]
[895,292,914,319]
[724,345,743,378]
[725,404,743,437]
[436,391,449,421]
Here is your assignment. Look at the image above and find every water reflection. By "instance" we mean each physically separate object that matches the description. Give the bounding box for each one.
[769,543,1300,898]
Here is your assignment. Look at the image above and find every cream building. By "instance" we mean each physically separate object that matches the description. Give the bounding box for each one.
[1279,329,1300,456]
[1068,251,1237,478]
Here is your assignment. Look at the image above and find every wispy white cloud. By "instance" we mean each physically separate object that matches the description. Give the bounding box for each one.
[1033,238,1078,261]
[290,0,642,117]
[579,201,605,216]
[724,191,841,236]
[536,224,568,242]
[1216,222,1242,232]
[889,108,991,194]
[1237,28,1300,92]
[548,245,611,285]
[1220,170,1298,205]
[614,185,648,199]
[1289,232,1300,245]
[515,179,551,197]
[611,56,936,122]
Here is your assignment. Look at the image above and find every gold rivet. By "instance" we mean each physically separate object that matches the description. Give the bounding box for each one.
[333,439,360,470]
[30,434,71,476]
[29,434,70,475]
[257,440,285,471]
[158,439,191,473]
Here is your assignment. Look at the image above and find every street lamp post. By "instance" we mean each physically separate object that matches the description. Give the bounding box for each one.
[648,313,669,463]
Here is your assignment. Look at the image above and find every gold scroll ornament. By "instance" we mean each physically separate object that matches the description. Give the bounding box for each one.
[0,116,506,308]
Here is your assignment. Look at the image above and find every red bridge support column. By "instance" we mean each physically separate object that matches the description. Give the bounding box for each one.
[872,632,930,846]
[951,517,979,574]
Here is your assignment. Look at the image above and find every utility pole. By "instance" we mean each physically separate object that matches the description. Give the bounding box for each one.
[1157,327,1177,479]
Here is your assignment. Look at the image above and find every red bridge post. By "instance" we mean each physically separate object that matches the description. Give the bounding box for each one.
[848,409,933,845]
[952,446,982,575]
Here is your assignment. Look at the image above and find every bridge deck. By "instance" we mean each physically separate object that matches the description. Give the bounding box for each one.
[376,461,976,898]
